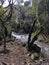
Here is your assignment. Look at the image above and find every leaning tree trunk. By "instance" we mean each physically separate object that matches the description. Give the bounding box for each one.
[28,28,42,51]
[28,18,37,50]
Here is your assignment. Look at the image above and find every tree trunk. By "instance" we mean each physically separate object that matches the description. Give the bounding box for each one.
[28,29,42,51]
[28,18,37,50]
[4,36,6,51]
[2,26,7,52]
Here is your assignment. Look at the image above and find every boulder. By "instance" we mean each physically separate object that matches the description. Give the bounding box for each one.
[28,44,41,54]
[34,40,49,59]
[31,52,39,60]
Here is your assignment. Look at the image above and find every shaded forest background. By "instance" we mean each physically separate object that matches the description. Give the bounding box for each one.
[0,0,49,52]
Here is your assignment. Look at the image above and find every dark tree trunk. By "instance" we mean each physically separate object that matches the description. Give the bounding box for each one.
[3,26,8,51]
[28,18,37,50]
[0,0,13,53]
[4,36,6,51]
[28,28,42,51]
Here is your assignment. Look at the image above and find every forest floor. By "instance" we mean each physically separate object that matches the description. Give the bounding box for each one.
[0,38,49,65]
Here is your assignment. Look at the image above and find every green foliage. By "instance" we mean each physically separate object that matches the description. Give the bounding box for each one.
[0,6,6,19]
[38,0,49,35]
[0,6,12,37]
[6,22,12,35]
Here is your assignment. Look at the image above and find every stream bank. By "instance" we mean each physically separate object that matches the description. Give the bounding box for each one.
[11,32,49,59]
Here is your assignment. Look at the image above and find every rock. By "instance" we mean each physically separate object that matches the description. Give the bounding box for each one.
[26,53,31,57]
[35,60,42,65]
[1,61,9,65]
[20,35,28,43]
[35,62,41,65]
[34,40,49,59]
[39,58,43,63]
[11,63,14,65]
[0,62,2,65]
[31,54,34,60]
[22,43,26,47]
[11,32,28,43]
[30,44,41,53]
[31,53,39,60]
[40,45,49,59]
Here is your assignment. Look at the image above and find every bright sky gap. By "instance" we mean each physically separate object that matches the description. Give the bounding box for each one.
[1,0,32,7]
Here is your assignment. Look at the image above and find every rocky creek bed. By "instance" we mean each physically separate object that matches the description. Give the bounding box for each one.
[0,32,49,65]
[0,39,49,65]
[12,32,49,59]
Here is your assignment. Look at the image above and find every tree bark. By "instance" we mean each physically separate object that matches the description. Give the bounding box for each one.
[28,18,37,50]
[4,36,6,51]
[28,28,42,51]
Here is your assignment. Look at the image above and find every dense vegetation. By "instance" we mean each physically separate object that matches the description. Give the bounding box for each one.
[0,0,49,53]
